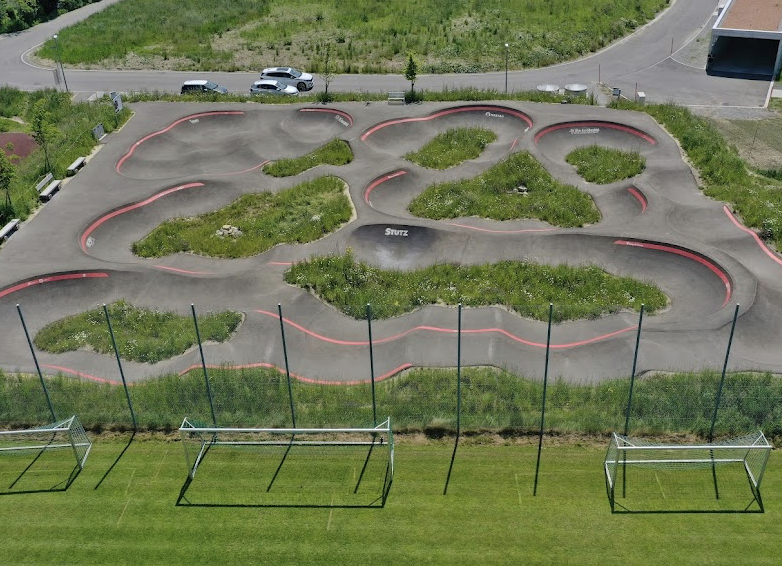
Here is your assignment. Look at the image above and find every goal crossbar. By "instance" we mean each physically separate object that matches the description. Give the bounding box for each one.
[179,417,395,483]
[604,431,771,512]
[0,415,92,470]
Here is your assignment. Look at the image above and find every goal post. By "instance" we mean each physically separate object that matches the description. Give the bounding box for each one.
[605,431,771,512]
[0,415,92,471]
[179,417,394,506]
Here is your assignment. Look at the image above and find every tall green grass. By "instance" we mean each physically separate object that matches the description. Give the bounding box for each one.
[132,175,352,259]
[613,100,782,248]
[0,87,131,225]
[565,145,646,184]
[408,151,600,226]
[263,139,353,177]
[405,127,497,169]
[284,250,665,320]
[33,300,242,364]
[1,367,779,440]
[35,0,669,73]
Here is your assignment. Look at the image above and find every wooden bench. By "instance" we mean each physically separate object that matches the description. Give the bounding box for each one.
[34,172,54,193]
[39,179,62,202]
[387,91,405,105]
[67,156,86,176]
[0,219,20,242]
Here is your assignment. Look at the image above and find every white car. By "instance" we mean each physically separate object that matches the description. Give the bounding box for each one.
[259,67,314,92]
[249,80,299,96]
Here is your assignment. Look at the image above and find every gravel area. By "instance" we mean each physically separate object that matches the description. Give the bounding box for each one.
[719,0,782,31]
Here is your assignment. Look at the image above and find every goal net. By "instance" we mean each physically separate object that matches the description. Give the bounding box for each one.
[604,431,771,512]
[179,418,394,506]
[0,415,92,470]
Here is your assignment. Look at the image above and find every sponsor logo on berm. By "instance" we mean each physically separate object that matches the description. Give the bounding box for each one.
[385,228,409,237]
[569,127,600,134]
[485,112,505,118]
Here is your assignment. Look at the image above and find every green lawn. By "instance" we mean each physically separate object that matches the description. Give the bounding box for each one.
[132,176,352,259]
[0,438,777,565]
[36,0,669,73]
[408,151,600,226]
[566,145,646,184]
[405,127,497,169]
[263,139,353,177]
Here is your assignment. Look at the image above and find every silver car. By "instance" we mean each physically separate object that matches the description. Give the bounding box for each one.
[250,80,299,96]
[259,67,314,92]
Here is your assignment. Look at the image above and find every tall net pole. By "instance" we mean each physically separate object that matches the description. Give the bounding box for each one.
[622,304,645,497]
[366,303,377,426]
[709,304,740,443]
[533,303,553,496]
[103,304,138,431]
[443,304,462,495]
[191,304,217,427]
[16,304,56,422]
[278,304,296,428]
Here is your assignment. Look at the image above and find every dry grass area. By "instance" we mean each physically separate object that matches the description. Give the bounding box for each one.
[700,108,782,171]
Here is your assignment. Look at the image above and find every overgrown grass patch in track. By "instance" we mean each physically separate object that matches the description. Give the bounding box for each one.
[404,127,497,169]
[132,176,352,259]
[284,250,664,321]
[33,300,241,364]
[408,151,600,226]
[565,145,646,184]
[263,139,353,177]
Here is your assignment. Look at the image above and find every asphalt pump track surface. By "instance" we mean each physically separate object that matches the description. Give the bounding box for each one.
[1,101,781,386]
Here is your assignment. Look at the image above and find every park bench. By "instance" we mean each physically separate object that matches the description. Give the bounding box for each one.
[0,219,20,242]
[39,179,62,202]
[34,172,54,193]
[387,91,405,105]
[67,156,86,176]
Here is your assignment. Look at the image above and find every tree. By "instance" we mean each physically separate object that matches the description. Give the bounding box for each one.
[0,148,16,220]
[318,44,337,103]
[30,98,59,173]
[405,52,418,92]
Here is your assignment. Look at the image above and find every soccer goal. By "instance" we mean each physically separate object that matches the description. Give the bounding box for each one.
[179,418,394,506]
[0,415,92,470]
[604,431,771,512]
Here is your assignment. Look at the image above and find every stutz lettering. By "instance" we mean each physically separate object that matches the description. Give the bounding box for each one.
[485,112,505,118]
[385,228,409,236]
[335,115,350,127]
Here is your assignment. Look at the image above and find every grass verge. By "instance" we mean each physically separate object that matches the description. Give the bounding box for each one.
[283,250,664,321]
[408,151,600,226]
[405,127,498,169]
[132,175,352,258]
[263,138,352,177]
[33,300,242,364]
[122,87,597,105]
[613,100,782,248]
[0,87,131,225]
[1,366,779,438]
[565,145,646,184]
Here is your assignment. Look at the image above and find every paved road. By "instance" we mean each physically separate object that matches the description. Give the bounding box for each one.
[0,0,772,107]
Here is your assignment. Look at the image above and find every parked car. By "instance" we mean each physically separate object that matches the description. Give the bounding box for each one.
[181,80,228,95]
[250,80,299,96]
[259,67,314,92]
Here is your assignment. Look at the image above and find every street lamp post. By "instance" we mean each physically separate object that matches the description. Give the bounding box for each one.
[53,34,69,93]
[504,43,509,94]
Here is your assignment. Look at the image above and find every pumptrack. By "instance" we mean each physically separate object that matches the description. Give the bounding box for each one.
[1,102,780,385]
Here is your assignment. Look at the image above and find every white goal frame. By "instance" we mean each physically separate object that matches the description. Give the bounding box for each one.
[0,415,92,471]
[179,417,394,504]
[604,431,771,512]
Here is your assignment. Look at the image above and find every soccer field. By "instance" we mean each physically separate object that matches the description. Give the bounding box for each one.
[0,437,778,565]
